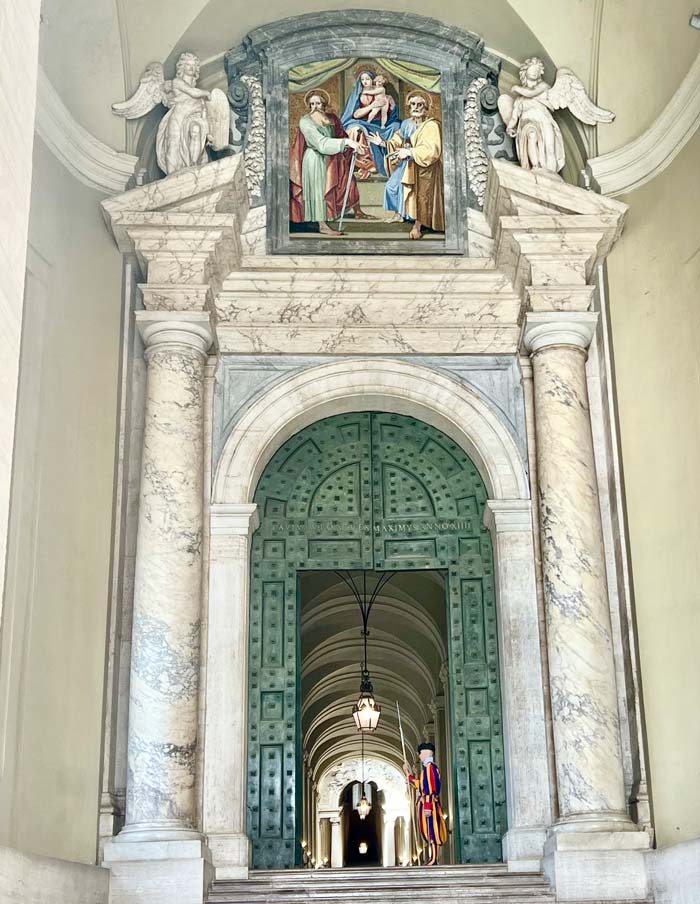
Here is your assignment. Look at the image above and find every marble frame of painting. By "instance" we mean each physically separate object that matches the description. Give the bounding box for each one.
[226,11,501,255]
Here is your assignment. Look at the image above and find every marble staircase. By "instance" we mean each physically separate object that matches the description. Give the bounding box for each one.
[207,864,557,904]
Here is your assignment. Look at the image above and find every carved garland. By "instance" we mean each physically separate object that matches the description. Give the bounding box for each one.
[241,75,266,202]
[465,77,490,209]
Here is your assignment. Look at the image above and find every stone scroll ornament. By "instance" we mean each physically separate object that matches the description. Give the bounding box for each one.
[112,52,231,175]
[498,57,614,174]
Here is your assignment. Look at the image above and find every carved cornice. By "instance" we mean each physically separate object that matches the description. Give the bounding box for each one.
[588,50,700,197]
[35,68,138,194]
[485,159,628,296]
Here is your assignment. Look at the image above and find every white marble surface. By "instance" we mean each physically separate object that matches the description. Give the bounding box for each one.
[544,831,649,901]
[106,839,212,904]
[0,844,109,904]
[212,358,529,506]
[484,500,551,869]
[216,253,519,354]
[202,504,258,877]
[121,313,212,839]
[526,321,629,825]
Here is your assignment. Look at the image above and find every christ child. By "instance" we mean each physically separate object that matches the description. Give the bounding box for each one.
[357,75,396,127]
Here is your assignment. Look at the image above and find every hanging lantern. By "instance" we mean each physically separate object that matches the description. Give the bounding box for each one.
[357,796,371,820]
[352,669,381,732]
[356,732,372,821]
[359,841,369,855]
[336,571,395,733]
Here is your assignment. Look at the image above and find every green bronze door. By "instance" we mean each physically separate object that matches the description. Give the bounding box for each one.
[248,412,506,868]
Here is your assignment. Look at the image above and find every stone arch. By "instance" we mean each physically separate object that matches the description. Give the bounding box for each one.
[213,358,529,505]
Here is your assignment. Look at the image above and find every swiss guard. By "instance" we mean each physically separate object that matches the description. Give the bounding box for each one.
[403,741,448,865]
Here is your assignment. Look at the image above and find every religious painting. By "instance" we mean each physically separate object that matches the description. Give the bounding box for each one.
[288,59,445,242]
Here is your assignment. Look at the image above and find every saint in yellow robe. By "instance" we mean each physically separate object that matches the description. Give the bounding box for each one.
[386,117,445,232]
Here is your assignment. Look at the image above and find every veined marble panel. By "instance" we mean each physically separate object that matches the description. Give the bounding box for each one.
[211,354,528,475]
[215,254,521,355]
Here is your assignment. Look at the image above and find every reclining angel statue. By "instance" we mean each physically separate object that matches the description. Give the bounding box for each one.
[112,52,230,176]
[498,57,614,174]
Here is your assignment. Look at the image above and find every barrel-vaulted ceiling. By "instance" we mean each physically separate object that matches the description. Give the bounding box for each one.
[40,0,699,159]
[300,570,448,783]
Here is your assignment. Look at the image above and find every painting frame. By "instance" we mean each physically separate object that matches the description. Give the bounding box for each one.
[226,12,502,255]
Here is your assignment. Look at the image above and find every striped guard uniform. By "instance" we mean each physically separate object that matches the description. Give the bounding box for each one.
[408,758,448,865]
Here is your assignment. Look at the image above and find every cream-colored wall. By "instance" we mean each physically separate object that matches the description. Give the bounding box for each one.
[38,0,700,159]
[0,0,41,624]
[0,137,122,864]
[607,128,700,848]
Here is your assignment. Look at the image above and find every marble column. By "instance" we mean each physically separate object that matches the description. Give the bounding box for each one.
[486,160,648,901]
[382,815,397,867]
[202,503,259,878]
[524,313,649,900]
[330,816,343,868]
[121,312,213,840]
[524,312,629,830]
[105,312,214,904]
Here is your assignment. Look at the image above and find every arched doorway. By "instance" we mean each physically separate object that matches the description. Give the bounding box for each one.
[246,412,507,869]
[341,781,382,867]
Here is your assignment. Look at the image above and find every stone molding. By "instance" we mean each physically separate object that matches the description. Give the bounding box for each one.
[136,311,214,357]
[210,503,260,538]
[212,358,530,504]
[522,311,599,354]
[589,50,700,197]
[36,67,138,194]
[102,156,248,321]
[484,498,533,533]
[485,160,628,296]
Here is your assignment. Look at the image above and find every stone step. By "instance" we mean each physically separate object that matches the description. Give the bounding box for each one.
[208,865,557,904]
[209,891,555,904]
[238,254,496,272]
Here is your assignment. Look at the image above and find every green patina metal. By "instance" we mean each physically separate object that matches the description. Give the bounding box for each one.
[248,412,506,869]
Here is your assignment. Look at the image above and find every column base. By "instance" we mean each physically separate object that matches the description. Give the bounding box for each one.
[104,838,213,904]
[502,827,547,872]
[206,833,251,880]
[543,830,650,902]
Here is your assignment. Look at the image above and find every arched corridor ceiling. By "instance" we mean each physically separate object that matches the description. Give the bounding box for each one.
[39,0,700,156]
[300,570,448,783]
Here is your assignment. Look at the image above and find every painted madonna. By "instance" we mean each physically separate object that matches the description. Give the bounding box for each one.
[288,58,445,242]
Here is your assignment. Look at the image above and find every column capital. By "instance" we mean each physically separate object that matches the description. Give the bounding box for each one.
[136,310,214,357]
[522,311,598,355]
[210,503,260,537]
[484,499,533,534]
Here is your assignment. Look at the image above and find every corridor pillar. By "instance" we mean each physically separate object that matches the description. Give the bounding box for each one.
[330,816,343,868]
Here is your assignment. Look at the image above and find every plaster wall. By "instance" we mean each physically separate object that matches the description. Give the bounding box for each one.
[0,0,41,621]
[0,137,122,864]
[606,128,700,849]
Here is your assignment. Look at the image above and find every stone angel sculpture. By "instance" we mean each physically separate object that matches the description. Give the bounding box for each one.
[112,52,231,176]
[497,57,614,174]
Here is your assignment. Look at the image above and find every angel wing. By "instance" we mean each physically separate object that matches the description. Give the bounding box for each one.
[112,62,167,119]
[497,92,515,126]
[206,88,231,151]
[545,67,615,125]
